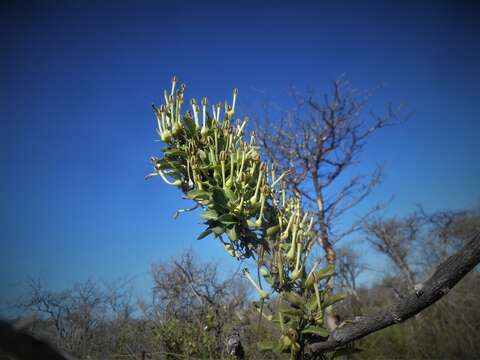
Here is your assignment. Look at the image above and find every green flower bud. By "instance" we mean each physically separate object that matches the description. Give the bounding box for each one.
[243,268,269,300]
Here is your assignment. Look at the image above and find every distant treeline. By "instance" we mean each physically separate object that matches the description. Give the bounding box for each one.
[1,208,479,359]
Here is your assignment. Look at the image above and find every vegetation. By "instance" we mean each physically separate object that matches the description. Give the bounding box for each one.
[146,77,343,359]
[1,78,479,360]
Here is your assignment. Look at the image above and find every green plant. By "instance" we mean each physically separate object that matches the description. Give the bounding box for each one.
[146,77,344,358]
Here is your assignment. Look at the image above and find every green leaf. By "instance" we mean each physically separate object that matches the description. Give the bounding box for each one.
[282,292,305,307]
[322,293,346,308]
[186,189,211,201]
[165,160,184,174]
[247,219,257,228]
[306,296,318,312]
[211,225,225,236]
[223,188,237,202]
[278,335,293,352]
[279,305,303,318]
[218,213,237,225]
[182,116,196,134]
[313,264,336,281]
[212,188,228,209]
[199,210,218,221]
[226,226,237,241]
[197,228,212,240]
[301,325,329,337]
[163,148,185,157]
[266,225,280,236]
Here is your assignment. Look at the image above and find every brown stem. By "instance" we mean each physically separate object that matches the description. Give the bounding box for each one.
[305,231,480,355]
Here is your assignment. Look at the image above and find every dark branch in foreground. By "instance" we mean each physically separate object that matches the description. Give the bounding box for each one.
[0,319,75,360]
[306,231,480,355]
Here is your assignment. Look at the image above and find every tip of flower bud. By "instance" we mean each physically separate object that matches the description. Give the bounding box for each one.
[202,97,208,106]
[259,266,269,277]
[233,88,239,96]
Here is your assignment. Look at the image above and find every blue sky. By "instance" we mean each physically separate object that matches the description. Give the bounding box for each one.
[1,0,479,312]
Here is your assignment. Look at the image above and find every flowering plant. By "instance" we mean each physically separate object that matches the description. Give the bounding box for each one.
[147,77,343,358]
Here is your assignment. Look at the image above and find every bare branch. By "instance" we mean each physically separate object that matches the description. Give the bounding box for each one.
[305,231,480,355]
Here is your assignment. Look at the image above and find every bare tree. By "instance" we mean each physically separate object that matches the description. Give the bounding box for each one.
[417,207,480,267]
[16,277,106,357]
[363,216,419,292]
[255,77,401,328]
[336,246,367,302]
[305,231,480,355]
[13,277,137,359]
[149,251,248,358]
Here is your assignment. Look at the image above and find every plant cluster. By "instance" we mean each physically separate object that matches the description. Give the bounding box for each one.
[147,77,344,358]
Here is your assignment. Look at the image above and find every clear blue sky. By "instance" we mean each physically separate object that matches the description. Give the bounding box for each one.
[1,0,479,312]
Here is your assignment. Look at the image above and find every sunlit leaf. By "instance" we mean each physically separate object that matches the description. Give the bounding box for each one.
[322,293,346,308]
[218,213,237,224]
[301,325,329,337]
[199,210,218,220]
[226,226,237,241]
[197,228,212,240]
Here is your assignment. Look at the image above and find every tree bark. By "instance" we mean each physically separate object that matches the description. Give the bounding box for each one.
[305,231,480,355]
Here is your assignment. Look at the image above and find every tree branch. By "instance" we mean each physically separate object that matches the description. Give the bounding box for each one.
[305,231,480,355]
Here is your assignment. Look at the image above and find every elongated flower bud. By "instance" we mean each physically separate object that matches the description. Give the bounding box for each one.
[286,224,298,262]
[190,99,199,128]
[250,165,263,205]
[305,260,320,287]
[254,192,266,228]
[170,75,177,96]
[291,243,303,281]
[201,97,208,134]
[281,212,295,241]
[243,268,269,299]
[232,88,238,113]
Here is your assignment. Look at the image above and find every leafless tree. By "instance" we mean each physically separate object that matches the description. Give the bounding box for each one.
[362,216,420,292]
[12,277,136,359]
[255,77,401,328]
[417,207,480,267]
[149,251,248,358]
[305,231,480,355]
[336,246,367,302]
